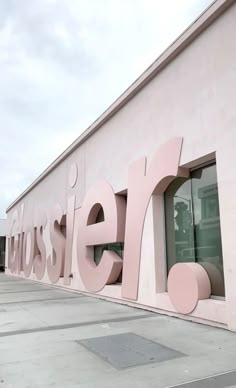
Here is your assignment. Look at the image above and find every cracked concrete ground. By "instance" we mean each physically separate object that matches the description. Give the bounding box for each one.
[1,273,236,388]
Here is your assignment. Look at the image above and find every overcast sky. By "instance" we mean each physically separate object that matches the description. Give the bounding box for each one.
[0,0,213,218]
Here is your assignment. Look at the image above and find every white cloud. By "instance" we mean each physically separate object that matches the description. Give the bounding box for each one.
[0,0,213,217]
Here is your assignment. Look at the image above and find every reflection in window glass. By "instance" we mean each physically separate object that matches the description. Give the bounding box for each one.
[94,243,124,283]
[165,178,195,271]
[191,166,223,266]
[94,243,124,265]
[165,164,225,296]
[93,205,124,283]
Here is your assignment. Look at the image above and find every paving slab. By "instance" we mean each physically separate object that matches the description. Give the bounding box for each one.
[0,281,53,293]
[1,273,236,388]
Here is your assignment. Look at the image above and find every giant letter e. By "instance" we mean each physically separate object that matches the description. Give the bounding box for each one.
[77,181,126,292]
[122,137,188,300]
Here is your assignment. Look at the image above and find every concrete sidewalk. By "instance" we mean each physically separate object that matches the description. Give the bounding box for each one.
[0,273,236,388]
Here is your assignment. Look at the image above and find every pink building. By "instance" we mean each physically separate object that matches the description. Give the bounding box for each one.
[6,0,236,331]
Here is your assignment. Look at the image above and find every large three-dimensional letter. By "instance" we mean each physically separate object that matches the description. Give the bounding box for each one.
[77,181,126,292]
[47,204,66,283]
[63,162,77,285]
[34,213,47,280]
[8,209,19,273]
[122,137,188,300]
[17,204,24,273]
[22,226,36,277]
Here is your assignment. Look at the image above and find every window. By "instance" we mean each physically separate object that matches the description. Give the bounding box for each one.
[94,243,124,283]
[165,163,225,296]
[94,243,124,264]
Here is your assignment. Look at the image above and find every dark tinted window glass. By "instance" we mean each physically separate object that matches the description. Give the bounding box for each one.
[165,164,224,296]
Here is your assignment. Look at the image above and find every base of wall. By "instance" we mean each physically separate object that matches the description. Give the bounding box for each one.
[6,269,228,331]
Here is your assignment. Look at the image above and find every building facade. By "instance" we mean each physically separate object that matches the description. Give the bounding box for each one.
[6,0,236,331]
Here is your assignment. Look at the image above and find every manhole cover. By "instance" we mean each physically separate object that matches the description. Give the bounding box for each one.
[78,332,185,369]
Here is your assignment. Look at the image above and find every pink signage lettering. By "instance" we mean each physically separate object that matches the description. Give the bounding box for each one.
[7,137,213,315]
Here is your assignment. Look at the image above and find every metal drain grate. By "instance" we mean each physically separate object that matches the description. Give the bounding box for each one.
[78,332,185,369]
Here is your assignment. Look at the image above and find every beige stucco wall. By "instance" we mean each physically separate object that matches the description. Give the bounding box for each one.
[6,2,236,330]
